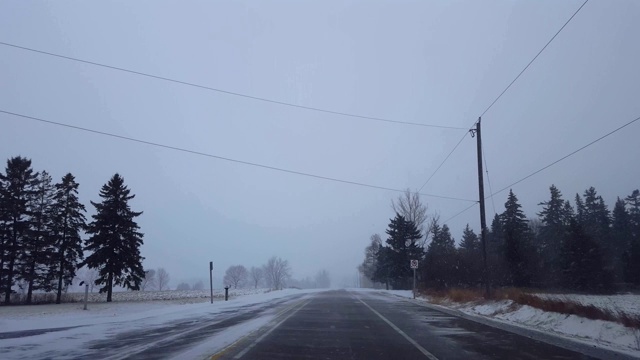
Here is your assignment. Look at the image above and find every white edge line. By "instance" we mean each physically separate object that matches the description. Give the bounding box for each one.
[233,298,311,359]
[357,296,439,360]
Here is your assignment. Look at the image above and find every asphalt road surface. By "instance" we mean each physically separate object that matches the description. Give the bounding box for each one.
[215,290,634,360]
[1,290,636,359]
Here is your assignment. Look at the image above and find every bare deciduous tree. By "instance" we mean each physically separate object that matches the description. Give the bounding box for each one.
[392,189,428,246]
[360,234,382,283]
[224,265,248,289]
[141,269,156,291]
[249,267,263,289]
[263,256,291,290]
[156,268,170,291]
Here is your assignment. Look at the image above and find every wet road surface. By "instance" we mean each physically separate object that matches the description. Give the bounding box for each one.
[217,290,634,360]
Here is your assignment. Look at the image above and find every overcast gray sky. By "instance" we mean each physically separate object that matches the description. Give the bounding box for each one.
[1,0,639,288]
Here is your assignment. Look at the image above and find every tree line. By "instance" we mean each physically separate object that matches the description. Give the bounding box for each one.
[222,256,293,290]
[0,156,145,304]
[361,185,640,293]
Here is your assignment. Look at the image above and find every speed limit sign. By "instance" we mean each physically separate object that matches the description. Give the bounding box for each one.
[410,260,418,269]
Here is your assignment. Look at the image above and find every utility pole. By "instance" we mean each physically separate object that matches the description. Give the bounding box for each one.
[470,117,491,298]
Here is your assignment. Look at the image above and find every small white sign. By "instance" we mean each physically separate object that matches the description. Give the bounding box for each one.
[410,260,418,269]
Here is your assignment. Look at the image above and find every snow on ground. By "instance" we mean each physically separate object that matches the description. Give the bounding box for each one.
[0,288,295,332]
[376,289,640,356]
[0,288,321,360]
[537,293,640,316]
[12,287,267,305]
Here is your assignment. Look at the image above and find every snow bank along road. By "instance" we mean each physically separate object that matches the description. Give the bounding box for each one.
[1,289,637,359]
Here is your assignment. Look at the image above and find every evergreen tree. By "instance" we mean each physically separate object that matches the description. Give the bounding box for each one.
[581,187,614,284]
[623,190,640,284]
[537,185,567,288]
[84,174,144,302]
[575,194,585,224]
[20,171,56,304]
[487,213,507,286]
[562,200,575,227]
[0,157,38,304]
[458,224,481,287]
[50,173,86,304]
[424,219,457,288]
[373,246,393,290]
[501,190,532,287]
[459,224,479,252]
[611,197,631,281]
[561,220,611,292]
[0,171,5,295]
[581,187,611,246]
[384,213,423,289]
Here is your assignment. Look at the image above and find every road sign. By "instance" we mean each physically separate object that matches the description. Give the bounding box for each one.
[410,260,418,269]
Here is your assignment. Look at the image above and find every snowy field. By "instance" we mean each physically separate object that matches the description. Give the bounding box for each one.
[379,289,640,356]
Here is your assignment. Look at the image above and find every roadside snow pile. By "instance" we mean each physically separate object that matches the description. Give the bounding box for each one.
[56,287,268,303]
[459,300,640,353]
[376,289,640,354]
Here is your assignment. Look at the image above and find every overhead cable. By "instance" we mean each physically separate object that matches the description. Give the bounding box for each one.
[480,0,589,117]
[0,41,464,131]
[0,109,477,203]
[488,114,640,199]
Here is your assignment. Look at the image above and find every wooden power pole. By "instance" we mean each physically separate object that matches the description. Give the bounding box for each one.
[471,117,491,298]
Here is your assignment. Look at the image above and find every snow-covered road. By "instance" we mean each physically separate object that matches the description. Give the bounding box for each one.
[0,289,321,359]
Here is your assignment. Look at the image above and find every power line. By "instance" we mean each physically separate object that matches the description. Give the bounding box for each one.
[488,114,640,199]
[0,41,465,131]
[417,130,470,192]
[480,0,589,117]
[443,202,478,224]
[482,148,497,215]
[417,0,589,194]
[0,109,477,203]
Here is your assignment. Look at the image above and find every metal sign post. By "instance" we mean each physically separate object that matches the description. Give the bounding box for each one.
[410,260,418,299]
[209,261,214,304]
[80,281,89,310]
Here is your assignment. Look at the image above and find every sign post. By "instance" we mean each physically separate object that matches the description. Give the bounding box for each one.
[410,260,418,299]
[80,281,89,310]
[209,261,214,304]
